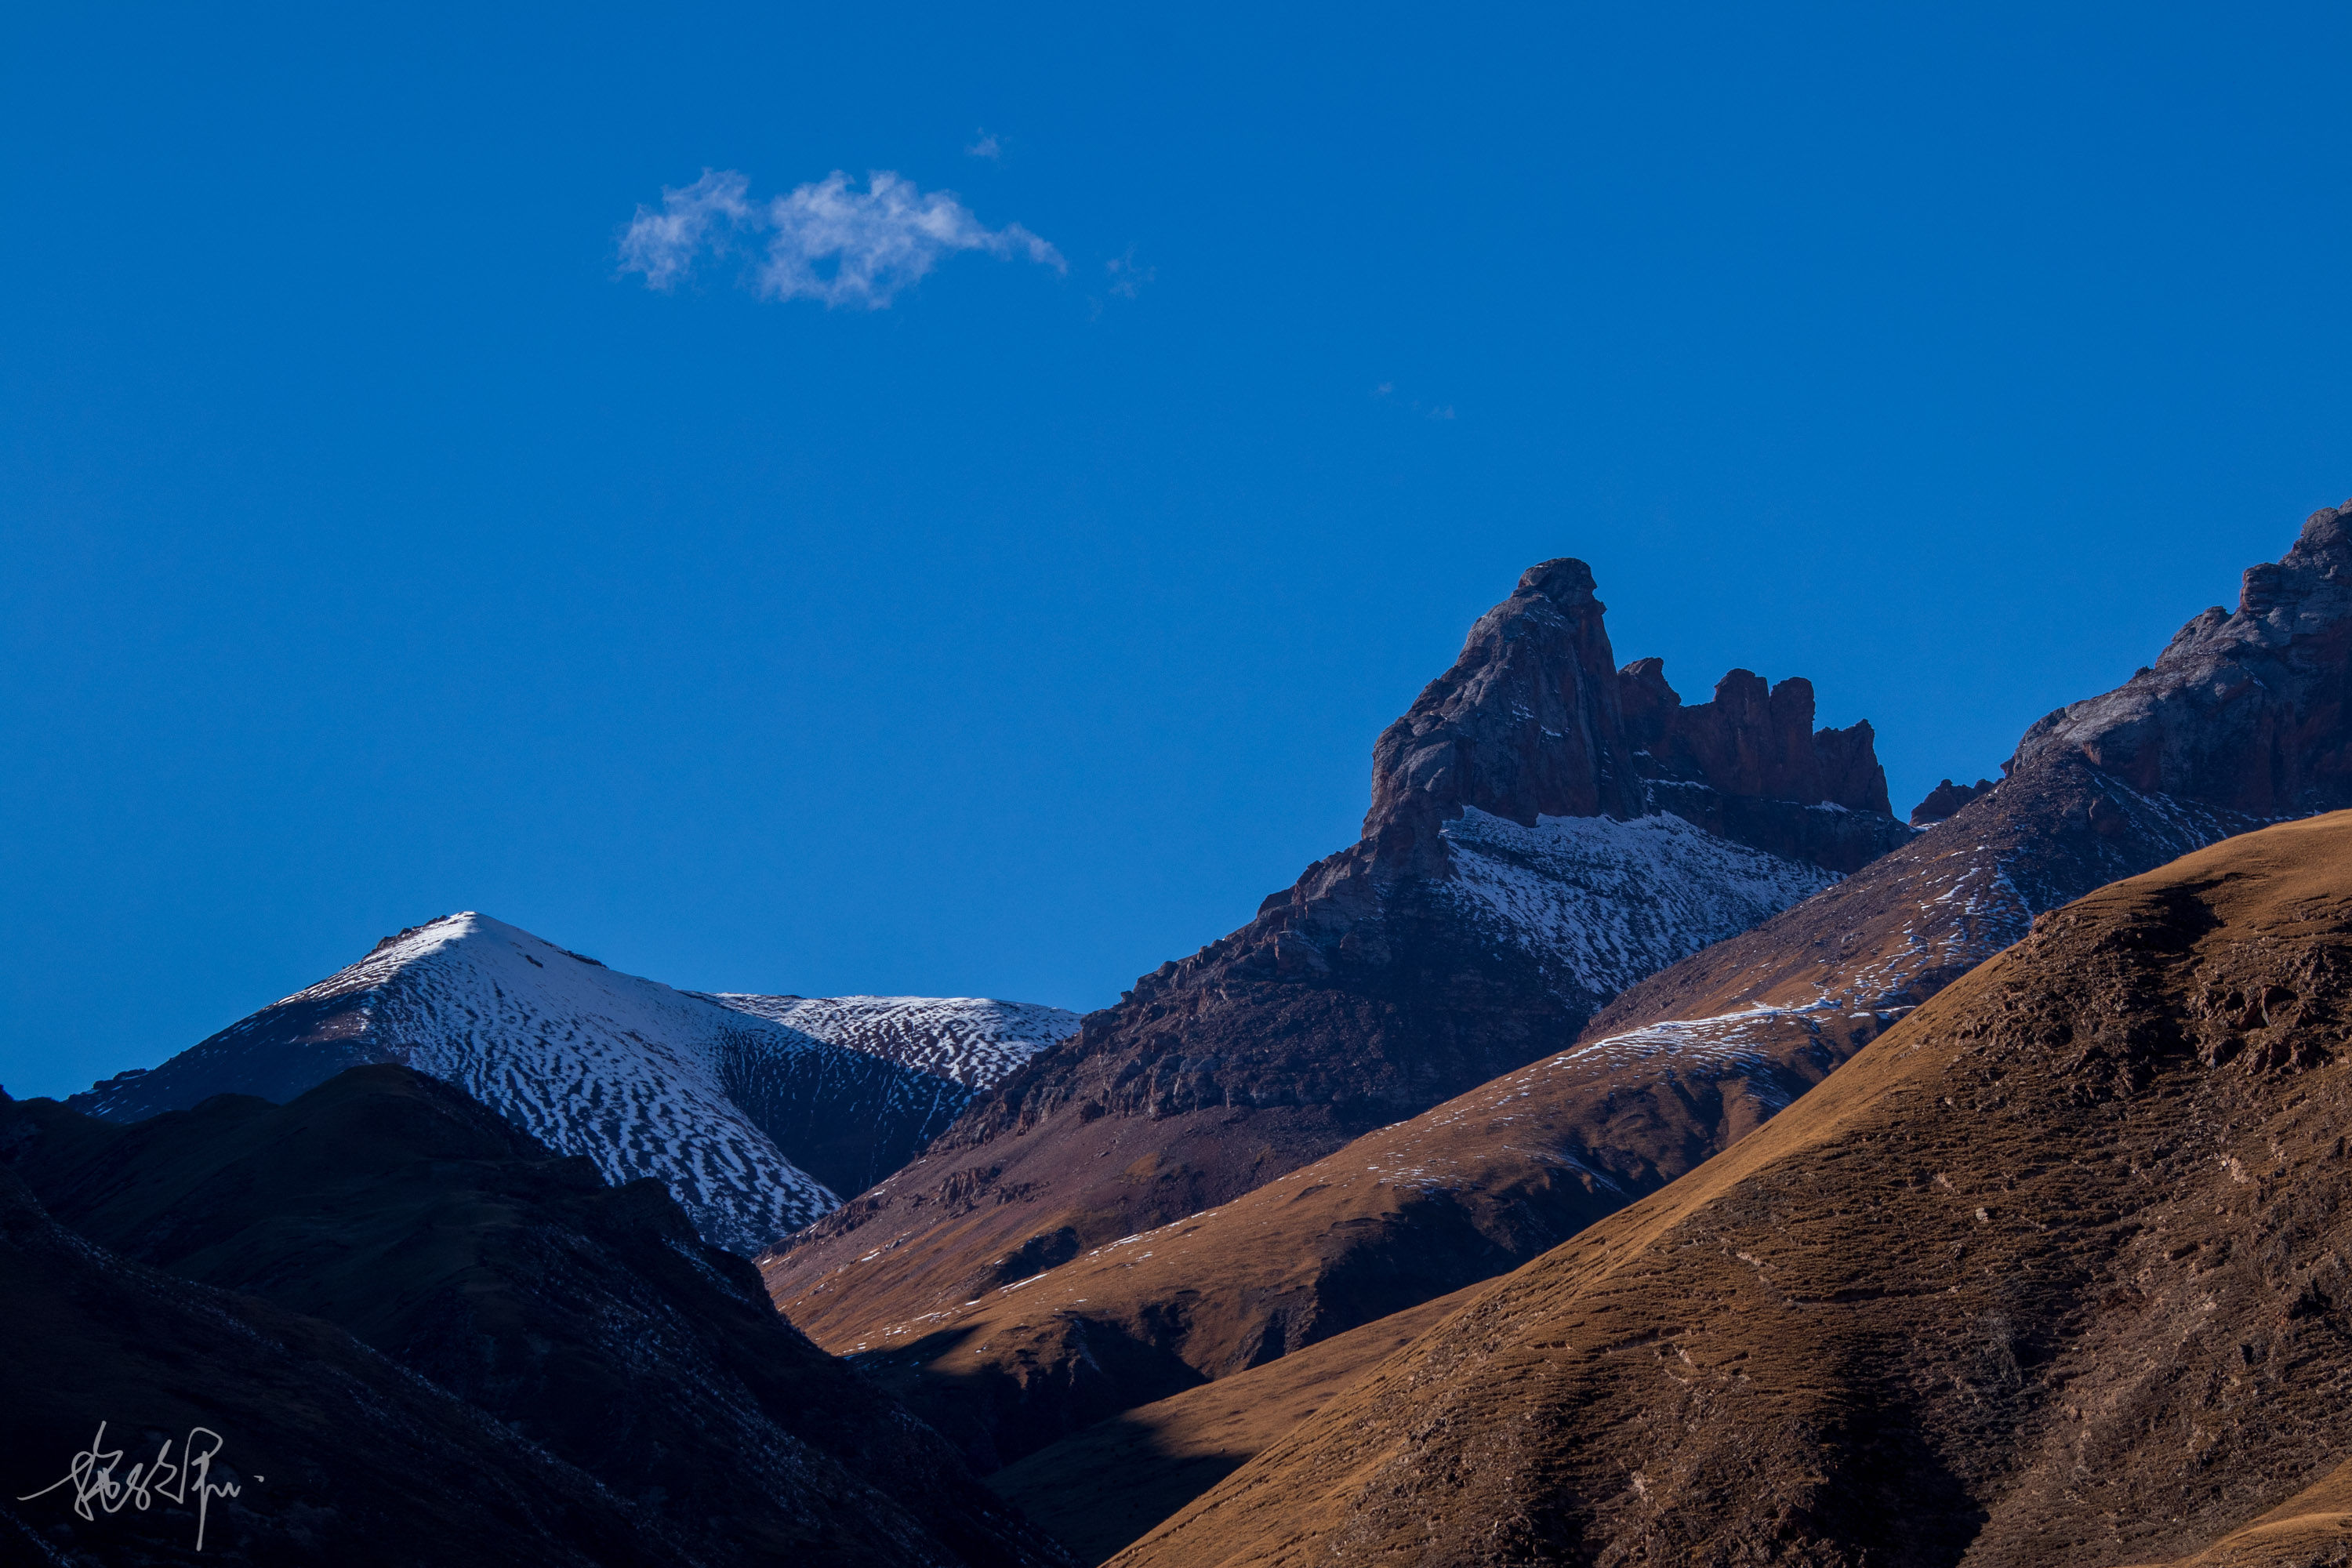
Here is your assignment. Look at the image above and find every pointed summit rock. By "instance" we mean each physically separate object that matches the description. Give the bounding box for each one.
[1363,558,1646,859]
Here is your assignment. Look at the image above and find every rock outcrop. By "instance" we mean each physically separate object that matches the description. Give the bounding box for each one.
[760,556,1909,1468]
[1362,559,1647,856]
[1911,775,1995,823]
[1617,660,1899,871]
[2015,503,2352,815]
[1362,561,1901,873]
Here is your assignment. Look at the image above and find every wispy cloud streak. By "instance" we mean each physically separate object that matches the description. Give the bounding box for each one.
[619,169,1063,309]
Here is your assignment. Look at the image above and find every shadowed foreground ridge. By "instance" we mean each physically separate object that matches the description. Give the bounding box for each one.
[1117,811,2352,1568]
[1,1065,1070,1568]
[0,1162,694,1568]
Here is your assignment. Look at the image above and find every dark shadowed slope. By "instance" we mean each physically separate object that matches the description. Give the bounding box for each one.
[0,1164,694,1568]
[2,1065,1070,1568]
[761,557,1907,1466]
[1120,811,2352,1568]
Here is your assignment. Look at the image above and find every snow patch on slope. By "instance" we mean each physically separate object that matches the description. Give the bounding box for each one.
[1439,808,1839,997]
[702,995,1077,1089]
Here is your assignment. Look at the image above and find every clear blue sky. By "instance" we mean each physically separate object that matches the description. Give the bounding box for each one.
[5,3,2349,1099]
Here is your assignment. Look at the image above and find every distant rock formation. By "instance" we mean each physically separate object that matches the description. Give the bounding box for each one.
[1910,775,1995,824]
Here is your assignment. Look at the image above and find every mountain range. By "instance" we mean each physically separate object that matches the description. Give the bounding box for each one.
[15,500,2352,1566]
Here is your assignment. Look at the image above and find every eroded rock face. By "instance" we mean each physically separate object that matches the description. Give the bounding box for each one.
[1363,558,1646,863]
[1617,659,1904,873]
[1618,661,1890,814]
[1359,561,1907,875]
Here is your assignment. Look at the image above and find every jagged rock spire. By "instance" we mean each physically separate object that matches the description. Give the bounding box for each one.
[1365,558,1645,840]
[1363,554,1901,873]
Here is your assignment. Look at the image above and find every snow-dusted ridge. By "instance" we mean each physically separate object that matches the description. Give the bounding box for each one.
[1439,807,1840,996]
[700,994,1077,1089]
[72,912,1076,1254]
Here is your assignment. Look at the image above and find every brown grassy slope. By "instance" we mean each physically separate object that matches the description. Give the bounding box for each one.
[983,1287,1477,1566]
[1116,812,2352,1568]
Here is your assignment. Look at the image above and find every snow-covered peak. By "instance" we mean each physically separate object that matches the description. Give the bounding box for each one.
[279,911,662,1022]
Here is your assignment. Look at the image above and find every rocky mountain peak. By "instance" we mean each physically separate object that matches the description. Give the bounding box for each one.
[1363,556,1643,846]
[1363,558,1900,871]
[2011,500,2352,816]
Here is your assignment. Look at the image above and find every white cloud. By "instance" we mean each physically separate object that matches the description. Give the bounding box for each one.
[616,169,752,289]
[966,129,1003,159]
[618,168,1063,310]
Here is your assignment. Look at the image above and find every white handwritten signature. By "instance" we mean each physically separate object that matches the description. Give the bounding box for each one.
[16,1421,256,1552]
